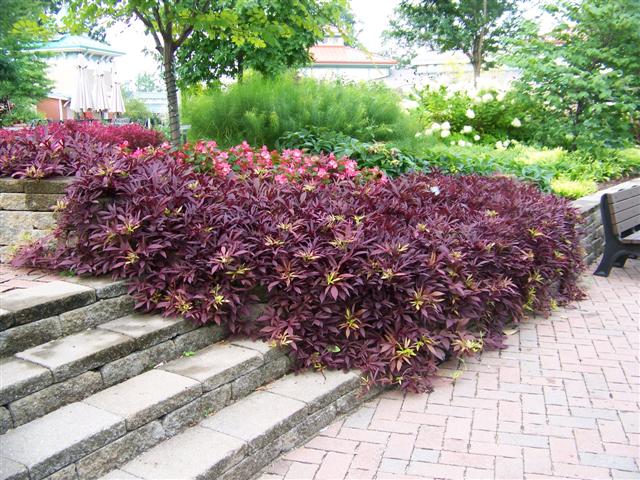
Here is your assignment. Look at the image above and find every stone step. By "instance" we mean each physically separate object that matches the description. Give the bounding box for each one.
[0,313,227,430]
[102,369,372,480]
[0,277,128,333]
[0,339,290,480]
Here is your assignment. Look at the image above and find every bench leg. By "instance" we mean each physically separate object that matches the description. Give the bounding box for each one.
[613,255,628,268]
[594,249,623,277]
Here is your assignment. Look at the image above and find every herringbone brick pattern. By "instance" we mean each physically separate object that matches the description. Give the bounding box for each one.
[261,260,640,479]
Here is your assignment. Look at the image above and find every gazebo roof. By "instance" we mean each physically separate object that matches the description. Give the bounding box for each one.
[32,34,125,58]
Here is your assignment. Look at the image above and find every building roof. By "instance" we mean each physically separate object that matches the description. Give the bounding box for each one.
[32,34,125,57]
[310,45,397,67]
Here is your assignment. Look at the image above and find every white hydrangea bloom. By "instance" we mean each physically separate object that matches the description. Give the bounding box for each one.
[440,129,451,138]
[482,93,494,102]
[462,125,473,134]
[474,134,481,141]
[511,118,522,128]
[466,109,475,119]
[441,121,451,130]
[458,140,467,147]
[496,141,504,149]
[496,92,506,102]
[450,141,456,146]
[431,122,441,131]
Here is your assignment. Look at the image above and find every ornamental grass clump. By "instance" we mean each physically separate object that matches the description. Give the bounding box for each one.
[12,146,585,392]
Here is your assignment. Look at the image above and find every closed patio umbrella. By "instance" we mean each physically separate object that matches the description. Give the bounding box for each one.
[109,70,125,116]
[70,55,93,114]
[93,65,110,112]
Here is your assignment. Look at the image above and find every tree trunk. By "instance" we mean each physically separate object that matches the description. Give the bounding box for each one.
[162,47,181,146]
[472,60,481,87]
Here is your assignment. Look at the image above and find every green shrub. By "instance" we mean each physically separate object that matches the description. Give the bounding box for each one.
[277,128,425,177]
[414,85,531,145]
[550,178,598,199]
[182,72,419,147]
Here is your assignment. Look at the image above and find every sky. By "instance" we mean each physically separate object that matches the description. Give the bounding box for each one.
[106,0,402,84]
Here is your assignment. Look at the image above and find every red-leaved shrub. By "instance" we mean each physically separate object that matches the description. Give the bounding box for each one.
[0,121,163,178]
[12,150,585,392]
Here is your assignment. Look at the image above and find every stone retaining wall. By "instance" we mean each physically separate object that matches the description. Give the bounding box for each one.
[572,178,640,265]
[2,176,639,265]
[0,177,73,262]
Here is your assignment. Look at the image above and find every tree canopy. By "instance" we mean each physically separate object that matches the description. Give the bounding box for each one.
[508,0,640,149]
[0,0,54,125]
[387,0,523,84]
[176,0,351,87]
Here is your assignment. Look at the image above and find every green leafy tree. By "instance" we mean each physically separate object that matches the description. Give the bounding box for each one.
[123,94,153,124]
[135,72,163,92]
[0,0,53,126]
[387,0,523,85]
[176,0,351,86]
[508,0,640,149]
[64,0,350,145]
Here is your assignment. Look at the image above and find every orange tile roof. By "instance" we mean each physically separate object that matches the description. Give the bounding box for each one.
[310,45,397,66]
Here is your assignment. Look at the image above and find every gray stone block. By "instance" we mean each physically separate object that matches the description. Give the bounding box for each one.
[0,193,60,212]
[265,369,361,411]
[230,355,291,400]
[0,281,96,330]
[75,421,165,480]
[0,406,11,434]
[172,325,226,354]
[63,278,129,300]
[9,371,104,426]
[0,194,27,211]
[0,178,25,193]
[162,343,262,392]
[0,357,53,404]
[161,384,232,437]
[120,426,246,480]
[23,178,74,195]
[0,402,126,480]
[59,296,135,333]
[17,329,134,382]
[44,464,77,480]
[83,370,202,431]
[217,443,281,480]
[0,316,63,356]
[99,314,192,350]
[0,457,29,480]
[100,342,177,387]
[201,391,307,452]
[275,403,338,454]
[0,211,54,245]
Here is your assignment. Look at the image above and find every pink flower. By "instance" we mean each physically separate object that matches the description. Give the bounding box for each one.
[275,174,288,184]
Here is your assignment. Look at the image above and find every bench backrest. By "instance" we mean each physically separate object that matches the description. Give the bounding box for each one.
[604,186,640,236]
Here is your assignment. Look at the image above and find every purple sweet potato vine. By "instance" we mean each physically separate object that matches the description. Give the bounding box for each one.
[9,137,585,392]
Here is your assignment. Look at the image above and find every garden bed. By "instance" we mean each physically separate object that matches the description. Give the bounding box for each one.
[2,123,587,393]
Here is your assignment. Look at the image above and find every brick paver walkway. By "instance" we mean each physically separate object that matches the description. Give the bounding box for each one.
[261,260,640,480]
[0,264,58,293]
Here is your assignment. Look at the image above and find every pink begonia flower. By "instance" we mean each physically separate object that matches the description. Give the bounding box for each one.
[328,159,338,169]
[274,174,288,184]
[316,167,328,178]
[161,142,171,149]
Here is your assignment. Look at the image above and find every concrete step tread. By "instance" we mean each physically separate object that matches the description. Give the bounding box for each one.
[0,277,127,331]
[0,339,289,480]
[111,370,361,480]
